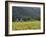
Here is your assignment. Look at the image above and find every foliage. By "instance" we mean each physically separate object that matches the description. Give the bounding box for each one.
[12,16,16,21]
[12,16,40,21]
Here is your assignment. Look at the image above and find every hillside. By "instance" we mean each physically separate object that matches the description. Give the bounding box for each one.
[12,6,40,21]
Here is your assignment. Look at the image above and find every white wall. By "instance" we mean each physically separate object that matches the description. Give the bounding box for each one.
[0,0,46,37]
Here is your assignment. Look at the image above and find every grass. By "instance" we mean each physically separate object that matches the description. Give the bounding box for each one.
[12,21,41,30]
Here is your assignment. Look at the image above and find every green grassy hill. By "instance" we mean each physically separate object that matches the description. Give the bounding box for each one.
[12,21,40,30]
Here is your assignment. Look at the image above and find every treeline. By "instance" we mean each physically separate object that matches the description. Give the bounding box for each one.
[12,16,40,21]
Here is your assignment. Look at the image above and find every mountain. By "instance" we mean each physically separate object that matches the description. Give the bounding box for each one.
[12,6,40,19]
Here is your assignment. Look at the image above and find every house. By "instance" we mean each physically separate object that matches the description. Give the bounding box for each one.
[15,16,23,21]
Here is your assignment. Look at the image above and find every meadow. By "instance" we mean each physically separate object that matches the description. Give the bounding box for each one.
[12,21,40,30]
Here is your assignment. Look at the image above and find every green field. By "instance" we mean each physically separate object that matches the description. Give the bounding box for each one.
[12,21,40,30]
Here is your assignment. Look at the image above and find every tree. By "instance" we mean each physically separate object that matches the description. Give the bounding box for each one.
[12,16,16,21]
